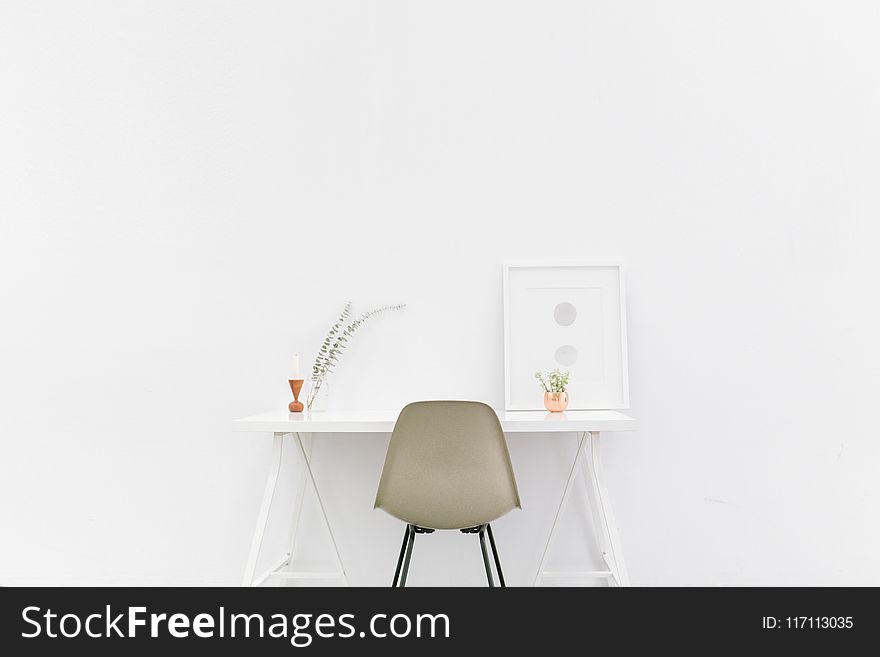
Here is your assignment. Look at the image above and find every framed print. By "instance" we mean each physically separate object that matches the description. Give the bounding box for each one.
[503,261,629,410]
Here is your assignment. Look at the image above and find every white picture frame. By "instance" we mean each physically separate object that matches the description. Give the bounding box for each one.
[503,260,630,411]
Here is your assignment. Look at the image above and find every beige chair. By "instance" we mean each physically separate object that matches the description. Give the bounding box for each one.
[374,400,521,586]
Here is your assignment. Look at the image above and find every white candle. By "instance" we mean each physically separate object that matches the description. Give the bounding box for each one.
[293,353,300,379]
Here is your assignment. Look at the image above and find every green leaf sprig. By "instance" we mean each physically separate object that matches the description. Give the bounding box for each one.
[308,301,405,410]
[535,368,570,393]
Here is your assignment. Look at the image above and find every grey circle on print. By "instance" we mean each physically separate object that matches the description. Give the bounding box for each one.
[555,344,578,366]
[554,302,577,326]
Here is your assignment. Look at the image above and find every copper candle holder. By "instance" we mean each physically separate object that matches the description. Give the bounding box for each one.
[288,379,304,413]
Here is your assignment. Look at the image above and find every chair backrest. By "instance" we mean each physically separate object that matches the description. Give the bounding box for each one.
[374,400,521,530]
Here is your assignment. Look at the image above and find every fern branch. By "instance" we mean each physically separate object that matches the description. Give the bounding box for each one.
[307,302,405,410]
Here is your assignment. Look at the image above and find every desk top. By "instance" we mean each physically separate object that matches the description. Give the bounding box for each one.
[232,409,637,434]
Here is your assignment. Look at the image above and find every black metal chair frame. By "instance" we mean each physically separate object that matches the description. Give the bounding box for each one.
[391,523,506,587]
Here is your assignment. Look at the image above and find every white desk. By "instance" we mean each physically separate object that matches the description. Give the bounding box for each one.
[233,409,637,587]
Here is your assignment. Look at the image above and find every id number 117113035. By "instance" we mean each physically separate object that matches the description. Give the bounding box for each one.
[762,617,853,630]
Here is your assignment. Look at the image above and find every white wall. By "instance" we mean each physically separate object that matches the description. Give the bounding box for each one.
[2,1,879,586]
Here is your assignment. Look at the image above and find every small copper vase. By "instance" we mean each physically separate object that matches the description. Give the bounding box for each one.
[544,391,569,412]
[288,379,304,413]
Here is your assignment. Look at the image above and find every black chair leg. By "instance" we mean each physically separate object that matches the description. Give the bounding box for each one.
[399,525,416,587]
[391,525,411,587]
[396,524,504,587]
[486,523,506,587]
[478,525,495,587]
